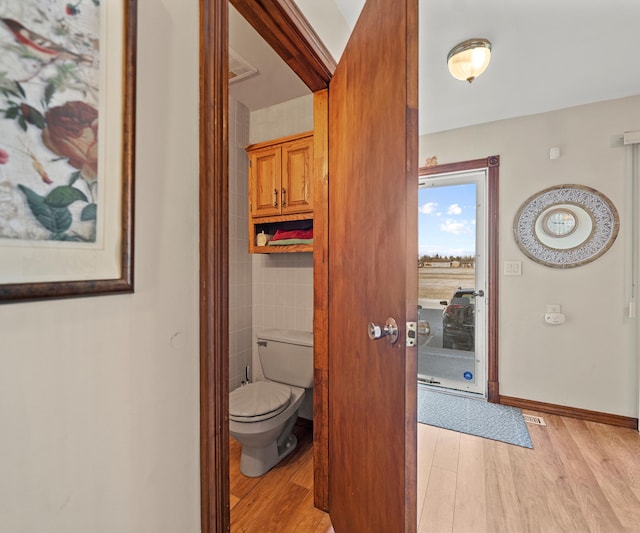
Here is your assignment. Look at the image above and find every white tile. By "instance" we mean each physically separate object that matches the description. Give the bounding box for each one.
[262,284,275,306]
[287,306,298,329]
[293,287,307,311]
[229,307,240,334]
[282,281,296,304]
[273,285,286,306]
[240,306,252,330]
[252,305,262,329]
[252,284,263,306]
[263,309,275,329]
[228,331,237,357]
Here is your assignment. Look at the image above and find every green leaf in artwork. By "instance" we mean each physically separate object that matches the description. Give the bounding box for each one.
[5,106,19,120]
[45,186,88,208]
[0,73,24,98]
[17,185,42,206]
[17,115,27,131]
[44,82,56,106]
[18,185,73,233]
[81,203,97,221]
[47,207,73,235]
[50,233,83,242]
[20,104,46,129]
[68,171,82,185]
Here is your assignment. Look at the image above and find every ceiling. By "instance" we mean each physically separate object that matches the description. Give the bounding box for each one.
[229,0,640,136]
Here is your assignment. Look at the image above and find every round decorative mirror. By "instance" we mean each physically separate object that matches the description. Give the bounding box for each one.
[541,208,577,237]
[514,184,619,268]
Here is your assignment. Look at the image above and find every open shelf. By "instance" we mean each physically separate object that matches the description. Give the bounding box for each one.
[249,213,313,254]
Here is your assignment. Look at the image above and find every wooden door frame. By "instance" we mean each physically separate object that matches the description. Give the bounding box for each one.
[199,1,333,530]
[419,156,500,402]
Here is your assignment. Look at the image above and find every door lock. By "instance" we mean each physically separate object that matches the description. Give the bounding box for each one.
[368,317,399,345]
[406,322,417,347]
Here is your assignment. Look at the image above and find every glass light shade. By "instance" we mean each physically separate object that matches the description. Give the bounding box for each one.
[447,39,492,83]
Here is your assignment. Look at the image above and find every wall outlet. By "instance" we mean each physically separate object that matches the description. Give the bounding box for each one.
[547,304,561,313]
[545,312,566,325]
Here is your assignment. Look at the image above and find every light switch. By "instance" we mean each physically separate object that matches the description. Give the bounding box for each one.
[504,261,522,276]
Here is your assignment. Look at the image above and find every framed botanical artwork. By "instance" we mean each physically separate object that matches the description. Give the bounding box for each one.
[0,0,136,302]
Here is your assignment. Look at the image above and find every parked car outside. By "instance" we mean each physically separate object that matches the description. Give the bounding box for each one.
[439,288,475,351]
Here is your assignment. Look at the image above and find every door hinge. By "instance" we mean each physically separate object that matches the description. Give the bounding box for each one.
[406,322,417,347]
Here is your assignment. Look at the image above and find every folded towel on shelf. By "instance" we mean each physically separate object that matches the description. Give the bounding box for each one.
[269,228,313,242]
[268,238,313,246]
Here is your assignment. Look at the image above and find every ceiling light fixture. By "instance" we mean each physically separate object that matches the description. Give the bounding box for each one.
[447,38,492,83]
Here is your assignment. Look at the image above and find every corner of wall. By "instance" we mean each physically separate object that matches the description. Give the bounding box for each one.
[229,96,253,391]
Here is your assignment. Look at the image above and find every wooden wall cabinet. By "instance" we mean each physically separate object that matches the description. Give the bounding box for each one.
[248,131,313,217]
[247,131,314,253]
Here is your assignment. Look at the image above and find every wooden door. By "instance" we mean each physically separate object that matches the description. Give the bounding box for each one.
[328,0,418,530]
[249,146,281,217]
[282,136,313,214]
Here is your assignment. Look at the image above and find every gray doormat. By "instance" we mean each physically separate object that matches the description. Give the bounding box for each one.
[418,385,533,448]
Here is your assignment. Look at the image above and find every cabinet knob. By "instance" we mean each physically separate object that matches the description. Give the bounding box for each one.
[281,188,287,207]
[273,188,278,208]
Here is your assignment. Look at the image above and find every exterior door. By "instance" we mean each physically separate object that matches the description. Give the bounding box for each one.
[328,0,418,530]
[418,171,488,395]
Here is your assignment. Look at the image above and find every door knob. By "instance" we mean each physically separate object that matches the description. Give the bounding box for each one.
[368,317,399,345]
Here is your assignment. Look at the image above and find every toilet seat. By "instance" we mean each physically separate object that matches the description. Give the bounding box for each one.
[229,381,292,422]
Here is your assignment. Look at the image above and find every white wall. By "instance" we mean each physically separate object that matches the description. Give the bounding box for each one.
[249,95,315,419]
[0,1,201,531]
[420,95,640,418]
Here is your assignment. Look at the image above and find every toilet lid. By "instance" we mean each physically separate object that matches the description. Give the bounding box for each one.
[229,382,292,422]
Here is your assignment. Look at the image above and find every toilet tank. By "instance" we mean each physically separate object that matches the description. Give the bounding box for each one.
[256,329,313,389]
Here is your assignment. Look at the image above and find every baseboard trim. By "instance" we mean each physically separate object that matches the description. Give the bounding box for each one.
[499,395,639,430]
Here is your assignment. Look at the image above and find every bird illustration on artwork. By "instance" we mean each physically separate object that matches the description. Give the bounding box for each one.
[0,18,93,65]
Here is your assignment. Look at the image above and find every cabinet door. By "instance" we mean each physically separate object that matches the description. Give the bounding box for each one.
[281,137,313,215]
[249,146,282,217]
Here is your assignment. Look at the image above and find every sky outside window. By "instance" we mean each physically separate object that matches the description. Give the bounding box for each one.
[418,183,476,258]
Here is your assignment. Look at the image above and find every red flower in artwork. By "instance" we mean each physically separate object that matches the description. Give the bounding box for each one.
[0,148,8,165]
[66,4,80,16]
[41,101,99,182]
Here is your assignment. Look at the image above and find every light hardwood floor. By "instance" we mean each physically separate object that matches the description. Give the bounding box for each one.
[417,410,640,532]
[230,411,640,532]
[230,423,334,532]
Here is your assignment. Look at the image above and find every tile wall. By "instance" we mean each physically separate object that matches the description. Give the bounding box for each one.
[249,95,315,419]
[251,251,314,345]
[248,94,314,144]
[249,94,314,383]
[229,96,253,390]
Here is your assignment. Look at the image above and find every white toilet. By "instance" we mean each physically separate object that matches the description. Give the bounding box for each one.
[229,329,313,477]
